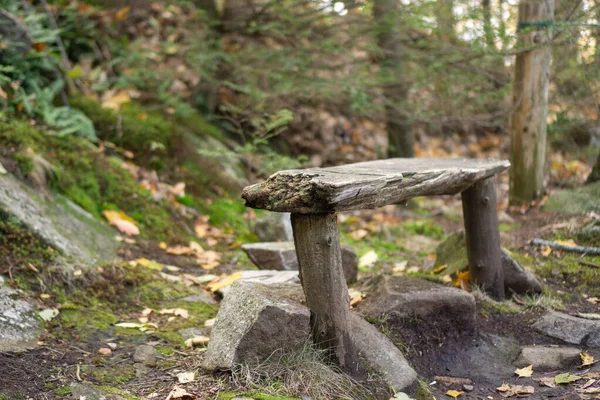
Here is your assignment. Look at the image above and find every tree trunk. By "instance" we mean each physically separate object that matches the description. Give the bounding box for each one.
[509,0,554,205]
[434,0,457,43]
[373,0,414,158]
[482,0,495,48]
[587,150,600,184]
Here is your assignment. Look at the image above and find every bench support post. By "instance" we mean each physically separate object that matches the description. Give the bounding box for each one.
[461,177,506,300]
[291,213,360,373]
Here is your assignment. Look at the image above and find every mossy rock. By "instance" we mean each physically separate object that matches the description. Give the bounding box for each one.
[544,181,600,215]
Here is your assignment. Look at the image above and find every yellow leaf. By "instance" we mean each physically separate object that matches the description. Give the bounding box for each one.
[206,272,241,292]
[101,90,131,111]
[185,335,210,347]
[103,210,139,235]
[432,264,448,274]
[135,258,163,271]
[541,245,552,257]
[555,239,577,247]
[581,352,595,367]
[114,6,130,20]
[515,364,533,377]
[348,288,364,307]
[446,390,463,398]
[497,383,510,392]
[159,242,167,249]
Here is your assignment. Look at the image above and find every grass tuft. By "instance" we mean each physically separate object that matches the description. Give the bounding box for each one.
[232,341,370,400]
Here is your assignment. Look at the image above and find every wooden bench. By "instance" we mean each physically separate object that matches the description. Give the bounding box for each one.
[241,157,509,373]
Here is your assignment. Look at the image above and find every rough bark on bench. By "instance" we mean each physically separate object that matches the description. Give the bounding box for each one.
[461,177,505,299]
[291,213,360,374]
[242,158,509,213]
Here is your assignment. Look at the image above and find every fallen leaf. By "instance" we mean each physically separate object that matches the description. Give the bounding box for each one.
[0,162,7,175]
[114,6,130,20]
[165,386,195,400]
[31,42,47,52]
[206,272,241,292]
[38,308,59,321]
[581,352,595,367]
[204,318,216,327]
[554,372,583,384]
[185,336,210,347]
[40,294,50,299]
[348,288,364,307]
[141,308,153,316]
[189,241,204,254]
[515,365,533,378]
[578,313,600,320]
[159,242,167,250]
[498,385,534,397]
[115,322,158,332]
[536,377,556,388]
[134,258,163,271]
[358,250,378,268]
[446,390,463,398]
[101,90,131,111]
[541,246,552,257]
[98,348,112,356]
[555,239,577,247]
[159,308,189,319]
[102,210,140,236]
[166,245,195,256]
[350,229,369,240]
[432,264,448,274]
[587,297,600,304]
[177,371,195,384]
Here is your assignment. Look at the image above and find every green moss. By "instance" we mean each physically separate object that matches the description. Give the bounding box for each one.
[414,379,435,400]
[544,181,600,214]
[60,306,119,337]
[96,386,141,400]
[53,386,73,396]
[92,365,136,384]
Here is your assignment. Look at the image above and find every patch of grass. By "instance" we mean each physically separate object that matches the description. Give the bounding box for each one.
[232,342,369,400]
[96,386,141,400]
[53,386,72,396]
[473,288,521,318]
[414,378,435,400]
[402,220,445,240]
[520,289,565,311]
[92,365,136,385]
[59,306,119,337]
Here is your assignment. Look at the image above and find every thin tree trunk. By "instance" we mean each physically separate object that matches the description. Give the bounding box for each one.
[509,0,555,205]
[587,150,600,184]
[434,0,457,43]
[373,0,414,158]
[482,0,495,48]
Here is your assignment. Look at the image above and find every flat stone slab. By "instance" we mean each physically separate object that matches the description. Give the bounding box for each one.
[203,281,310,370]
[242,242,358,283]
[356,275,477,333]
[218,270,301,296]
[242,158,509,213]
[515,346,582,370]
[0,173,119,265]
[70,382,125,400]
[0,285,41,353]
[533,311,600,347]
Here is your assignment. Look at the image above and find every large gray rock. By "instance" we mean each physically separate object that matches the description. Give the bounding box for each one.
[434,231,542,295]
[70,382,125,400]
[515,346,582,370]
[0,173,119,265]
[242,242,358,283]
[0,285,41,352]
[349,314,417,391]
[356,275,477,334]
[253,212,293,242]
[203,281,310,370]
[533,311,600,347]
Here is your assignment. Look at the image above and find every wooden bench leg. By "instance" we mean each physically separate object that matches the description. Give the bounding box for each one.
[291,213,360,373]
[461,177,506,300]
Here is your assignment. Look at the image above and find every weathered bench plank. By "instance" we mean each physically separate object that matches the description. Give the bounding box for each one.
[242,158,510,213]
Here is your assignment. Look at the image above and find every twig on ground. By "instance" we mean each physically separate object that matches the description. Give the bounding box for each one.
[579,260,600,269]
[531,238,600,256]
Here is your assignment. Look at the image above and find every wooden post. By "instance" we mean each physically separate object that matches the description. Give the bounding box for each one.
[291,213,360,373]
[509,0,554,204]
[461,177,506,300]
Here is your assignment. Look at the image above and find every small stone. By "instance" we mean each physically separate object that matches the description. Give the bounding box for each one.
[463,384,474,392]
[515,346,581,370]
[70,382,125,400]
[134,362,150,377]
[242,242,358,283]
[253,212,294,242]
[533,312,600,347]
[98,347,112,356]
[133,345,157,367]
[107,342,117,350]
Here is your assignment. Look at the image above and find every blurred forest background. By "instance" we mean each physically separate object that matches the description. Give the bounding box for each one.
[1,0,599,195]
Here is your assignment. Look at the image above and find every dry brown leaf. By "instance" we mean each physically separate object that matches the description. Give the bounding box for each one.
[350,229,369,240]
[166,245,195,256]
[103,210,140,236]
[348,288,364,307]
[159,308,189,319]
[536,377,556,388]
[582,352,595,367]
[101,90,131,111]
[432,264,448,274]
[497,384,510,392]
[515,365,534,378]
[184,335,210,347]
[165,386,195,400]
